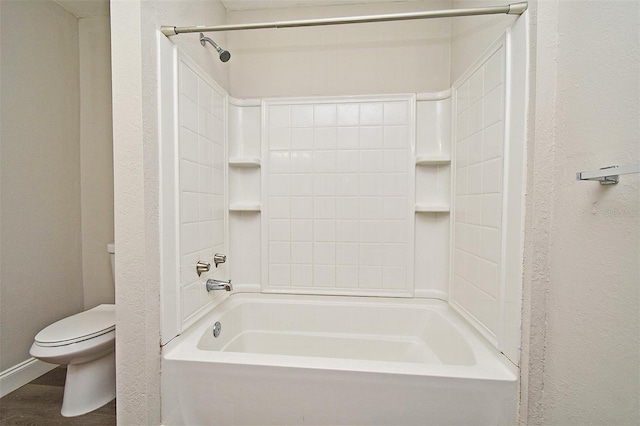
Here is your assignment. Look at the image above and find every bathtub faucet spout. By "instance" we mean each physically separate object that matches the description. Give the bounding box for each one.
[206,278,233,292]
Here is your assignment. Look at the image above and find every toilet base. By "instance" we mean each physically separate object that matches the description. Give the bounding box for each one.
[61,350,116,417]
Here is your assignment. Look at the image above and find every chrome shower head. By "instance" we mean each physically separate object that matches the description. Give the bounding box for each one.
[199,33,231,63]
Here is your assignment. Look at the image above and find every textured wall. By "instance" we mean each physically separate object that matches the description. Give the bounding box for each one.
[0,0,84,371]
[227,0,452,98]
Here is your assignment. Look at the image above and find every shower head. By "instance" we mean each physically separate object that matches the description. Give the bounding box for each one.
[199,33,231,63]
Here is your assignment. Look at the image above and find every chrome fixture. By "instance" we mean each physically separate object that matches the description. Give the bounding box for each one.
[199,33,231,62]
[576,163,640,185]
[196,261,211,277]
[213,321,222,338]
[162,3,527,36]
[206,279,233,292]
[213,253,227,268]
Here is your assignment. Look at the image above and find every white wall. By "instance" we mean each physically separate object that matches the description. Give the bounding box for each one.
[111,0,229,423]
[0,0,84,371]
[80,16,115,309]
[227,0,452,98]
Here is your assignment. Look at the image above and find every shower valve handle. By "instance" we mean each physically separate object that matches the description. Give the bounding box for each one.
[196,261,211,277]
[214,253,226,268]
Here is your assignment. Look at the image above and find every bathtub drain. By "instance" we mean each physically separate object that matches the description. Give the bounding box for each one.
[213,321,221,338]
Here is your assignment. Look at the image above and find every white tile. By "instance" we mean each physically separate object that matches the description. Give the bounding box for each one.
[314,242,335,264]
[181,283,202,320]
[180,128,198,163]
[359,174,383,196]
[291,219,313,241]
[482,122,504,161]
[467,195,483,225]
[468,163,483,195]
[384,126,408,149]
[314,220,335,242]
[382,173,407,196]
[360,102,384,125]
[291,197,313,218]
[456,167,468,196]
[336,174,359,196]
[198,109,214,141]
[212,143,224,170]
[481,226,501,264]
[384,102,408,125]
[484,49,504,95]
[483,157,503,194]
[463,280,498,333]
[359,220,383,243]
[468,131,483,165]
[314,174,336,196]
[269,174,290,196]
[269,128,291,151]
[198,194,214,222]
[383,149,407,173]
[213,220,224,246]
[269,242,290,263]
[382,220,406,243]
[359,266,382,288]
[457,81,470,112]
[182,192,199,223]
[291,264,313,286]
[467,225,482,256]
[314,104,337,127]
[180,160,199,193]
[314,197,336,219]
[269,264,290,286]
[455,195,468,224]
[359,243,382,266]
[269,219,290,241]
[181,222,200,255]
[180,64,198,101]
[269,151,290,173]
[453,249,466,280]
[198,138,213,167]
[291,151,313,173]
[314,265,336,287]
[314,127,337,150]
[291,242,313,264]
[360,197,383,220]
[360,127,383,149]
[468,100,484,136]
[313,151,336,173]
[198,165,213,194]
[482,193,502,228]
[212,170,224,195]
[212,195,224,220]
[180,95,199,135]
[337,104,360,126]
[291,105,314,127]
[336,127,360,150]
[465,253,480,284]
[336,150,360,173]
[197,80,213,113]
[456,110,469,141]
[469,68,484,105]
[478,258,500,298]
[336,265,359,288]
[269,105,290,128]
[382,243,407,266]
[336,220,360,242]
[291,128,314,150]
[360,150,383,173]
[484,86,503,127]
[336,243,359,265]
[181,252,200,286]
[455,222,467,250]
[269,196,290,219]
[456,138,469,169]
[291,174,313,196]
[212,93,224,120]
[382,266,406,289]
[383,197,407,220]
[336,197,359,220]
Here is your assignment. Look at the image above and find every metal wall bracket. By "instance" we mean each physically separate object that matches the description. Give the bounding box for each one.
[576,164,640,185]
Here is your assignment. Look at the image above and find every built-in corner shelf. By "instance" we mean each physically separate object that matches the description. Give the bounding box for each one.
[416,155,451,166]
[229,204,261,212]
[415,204,450,213]
[229,158,261,168]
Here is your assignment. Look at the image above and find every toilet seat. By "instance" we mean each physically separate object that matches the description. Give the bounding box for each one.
[34,304,115,347]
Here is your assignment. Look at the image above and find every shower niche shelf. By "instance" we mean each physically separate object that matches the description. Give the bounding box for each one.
[229,157,261,168]
[229,204,261,212]
[415,203,450,213]
[416,155,451,166]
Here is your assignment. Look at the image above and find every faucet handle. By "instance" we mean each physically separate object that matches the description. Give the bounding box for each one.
[196,261,211,277]
[213,253,226,268]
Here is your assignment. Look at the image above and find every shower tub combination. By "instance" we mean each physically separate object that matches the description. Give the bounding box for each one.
[162,293,517,425]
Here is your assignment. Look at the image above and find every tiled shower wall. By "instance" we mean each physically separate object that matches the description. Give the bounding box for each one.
[177,54,228,326]
[262,97,416,296]
[451,41,506,343]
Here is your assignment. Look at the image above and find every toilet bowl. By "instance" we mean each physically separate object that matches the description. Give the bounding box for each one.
[29,243,116,417]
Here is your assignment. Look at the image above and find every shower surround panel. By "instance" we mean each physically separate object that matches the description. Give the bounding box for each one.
[262,96,416,296]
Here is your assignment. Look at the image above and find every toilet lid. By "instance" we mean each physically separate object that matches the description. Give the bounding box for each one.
[35,304,115,346]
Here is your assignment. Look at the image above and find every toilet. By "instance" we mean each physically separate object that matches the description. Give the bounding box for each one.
[29,243,116,417]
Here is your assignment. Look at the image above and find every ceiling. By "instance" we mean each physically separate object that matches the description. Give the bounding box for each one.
[54,0,109,18]
[220,0,414,11]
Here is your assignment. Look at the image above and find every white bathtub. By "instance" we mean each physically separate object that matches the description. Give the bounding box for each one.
[162,293,517,425]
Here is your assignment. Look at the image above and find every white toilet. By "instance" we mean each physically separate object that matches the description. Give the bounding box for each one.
[30,243,116,417]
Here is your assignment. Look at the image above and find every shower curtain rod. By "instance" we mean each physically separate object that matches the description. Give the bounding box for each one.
[161,2,527,36]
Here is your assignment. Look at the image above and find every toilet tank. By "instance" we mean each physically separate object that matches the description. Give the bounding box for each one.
[107,243,115,283]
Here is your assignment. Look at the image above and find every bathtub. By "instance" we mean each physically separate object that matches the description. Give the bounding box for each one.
[162,293,517,425]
